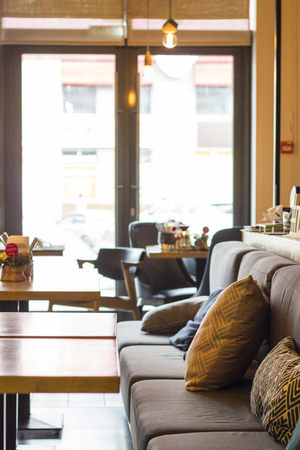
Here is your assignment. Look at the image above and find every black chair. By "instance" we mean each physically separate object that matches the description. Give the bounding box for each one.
[195,226,243,296]
[128,221,197,309]
[48,247,145,319]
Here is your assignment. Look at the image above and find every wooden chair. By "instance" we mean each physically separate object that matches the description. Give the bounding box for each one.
[128,221,196,310]
[195,226,243,296]
[48,247,145,319]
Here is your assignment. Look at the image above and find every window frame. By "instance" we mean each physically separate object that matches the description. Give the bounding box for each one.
[0,44,251,243]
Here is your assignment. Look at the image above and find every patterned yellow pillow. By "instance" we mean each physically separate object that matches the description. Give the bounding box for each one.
[185,275,270,391]
[251,336,300,445]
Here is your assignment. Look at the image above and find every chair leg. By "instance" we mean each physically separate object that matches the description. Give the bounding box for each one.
[93,301,100,312]
[121,261,143,320]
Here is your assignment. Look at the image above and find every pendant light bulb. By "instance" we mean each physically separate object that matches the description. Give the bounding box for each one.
[162,32,177,49]
[143,49,153,82]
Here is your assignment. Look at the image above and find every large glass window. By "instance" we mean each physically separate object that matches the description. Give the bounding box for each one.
[138,54,234,240]
[22,54,116,259]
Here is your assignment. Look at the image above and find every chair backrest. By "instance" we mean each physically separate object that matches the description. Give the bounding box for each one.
[129,221,158,248]
[128,221,196,293]
[95,247,145,281]
[195,226,243,296]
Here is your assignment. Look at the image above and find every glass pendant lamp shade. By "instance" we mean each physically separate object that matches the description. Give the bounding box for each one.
[162,1,178,48]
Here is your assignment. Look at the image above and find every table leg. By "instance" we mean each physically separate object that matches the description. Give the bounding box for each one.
[0,394,3,450]
[0,394,17,450]
[5,394,17,450]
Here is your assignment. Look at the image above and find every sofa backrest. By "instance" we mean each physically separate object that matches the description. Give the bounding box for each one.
[237,250,295,297]
[209,241,257,293]
[269,265,300,351]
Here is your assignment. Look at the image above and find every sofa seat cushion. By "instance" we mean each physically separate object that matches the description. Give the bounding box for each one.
[120,345,185,420]
[147,431,284,450]
[130,379,264,450]
[117,321,171,351]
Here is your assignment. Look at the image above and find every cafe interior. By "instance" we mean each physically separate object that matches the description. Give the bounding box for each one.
[0,1,300,449]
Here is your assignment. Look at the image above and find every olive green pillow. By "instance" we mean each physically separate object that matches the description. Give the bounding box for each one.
[251,336,300,445]
[185,275,270,391]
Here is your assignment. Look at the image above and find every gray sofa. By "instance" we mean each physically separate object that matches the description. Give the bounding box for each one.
[117,241,300,449]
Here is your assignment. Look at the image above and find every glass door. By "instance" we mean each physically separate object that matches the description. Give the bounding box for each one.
[138,53,234,241]
[22,54,116,258]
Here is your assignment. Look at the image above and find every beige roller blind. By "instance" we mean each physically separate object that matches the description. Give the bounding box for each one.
[0,0,250,46]
[0,0,125,44]
[2,0,124,20]
[127,0,249,20]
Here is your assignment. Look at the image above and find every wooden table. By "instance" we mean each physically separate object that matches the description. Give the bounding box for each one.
[0,312,119,450]
[0,312,117,339]
[32,245,65,256]
[0,259,102,446]
[146,245,209,287]
[0,245,65,257]
[146,245,209,260]
[0,256,101,306]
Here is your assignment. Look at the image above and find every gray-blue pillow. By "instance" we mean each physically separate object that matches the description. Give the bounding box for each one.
[169,288,223,351]
[287,416,300,449]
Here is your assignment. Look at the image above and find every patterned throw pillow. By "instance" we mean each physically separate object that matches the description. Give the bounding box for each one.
[251,336,300,445]
[185,275,270,391]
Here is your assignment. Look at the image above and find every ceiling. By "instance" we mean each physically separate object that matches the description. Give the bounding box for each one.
[0,0,251,46]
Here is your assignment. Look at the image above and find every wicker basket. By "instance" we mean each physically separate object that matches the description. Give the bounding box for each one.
[1,264,33,282]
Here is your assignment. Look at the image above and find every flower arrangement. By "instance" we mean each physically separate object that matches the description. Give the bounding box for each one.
[0,251,32,267]
[193,226,209,250]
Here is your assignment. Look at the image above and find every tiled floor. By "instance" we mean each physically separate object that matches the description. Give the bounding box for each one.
[18,393,134,450]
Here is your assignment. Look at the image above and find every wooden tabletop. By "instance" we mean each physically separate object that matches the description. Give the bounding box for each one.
[146,245,209,259]
[0,338,120,394]
[0,244,65,256]
[0,312,116,339]
[32,246,65,256]
[0,256,101,302]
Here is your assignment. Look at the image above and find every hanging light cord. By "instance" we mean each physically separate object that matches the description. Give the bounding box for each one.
[147,0,150,52]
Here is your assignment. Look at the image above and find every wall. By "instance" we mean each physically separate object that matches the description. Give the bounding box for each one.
[251,0,276,224]
[280,0,300,206]
[0,47,4,232]
[252,0,300,223]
